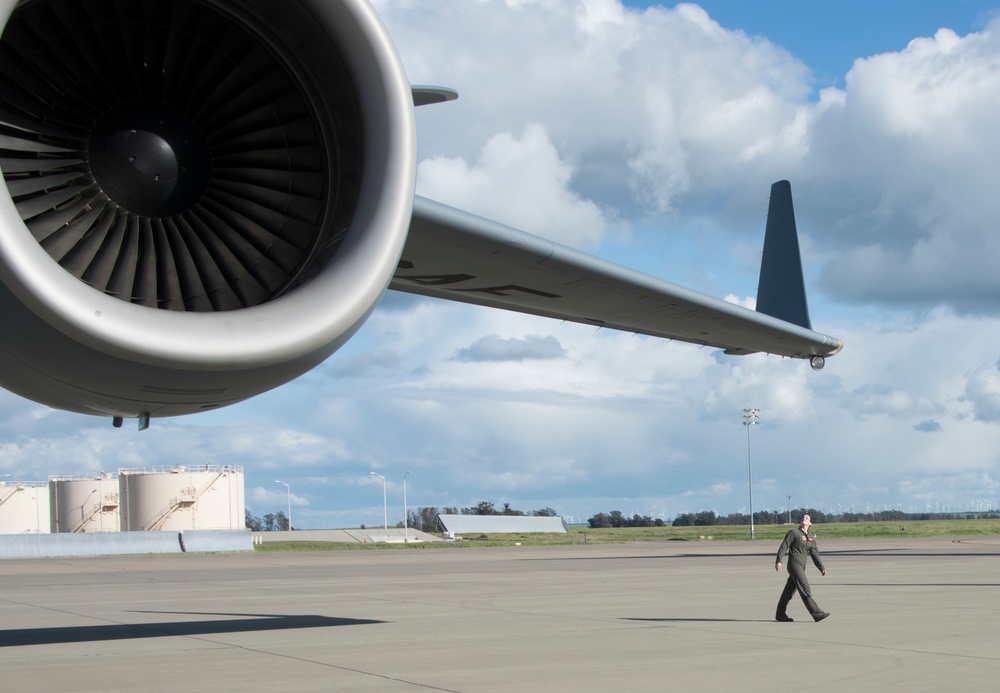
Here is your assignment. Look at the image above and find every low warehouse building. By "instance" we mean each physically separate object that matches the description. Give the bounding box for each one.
[437,514,567,536]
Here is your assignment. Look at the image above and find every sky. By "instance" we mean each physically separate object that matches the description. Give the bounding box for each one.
[5,0,1000,528]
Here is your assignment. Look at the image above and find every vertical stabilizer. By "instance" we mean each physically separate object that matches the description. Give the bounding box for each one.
[755,181,811,329]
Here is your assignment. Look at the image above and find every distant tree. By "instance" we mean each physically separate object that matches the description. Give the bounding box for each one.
[532,508,558,517]
[263,513,276,531]
[275,510,289,531]
[587,511,662,528]
[720,512,749,526]
[463,501,497,515]
[630,514,655,527]
[588,513,611,528]
[694,511,717,526]
[501,503,525,516]
[245,510,263,532]
[412,507,439,531]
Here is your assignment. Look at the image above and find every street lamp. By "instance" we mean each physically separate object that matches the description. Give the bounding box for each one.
[370,472,387,531]
[402,471,411,542]
[274,480,291,531]
[786,494,792,525]
[742,408,760,539]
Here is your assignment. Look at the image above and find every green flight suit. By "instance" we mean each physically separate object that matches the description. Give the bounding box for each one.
[775,527,825,618]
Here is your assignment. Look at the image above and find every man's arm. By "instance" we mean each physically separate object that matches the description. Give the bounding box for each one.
[774,530,793,570]
[810,540,826,574]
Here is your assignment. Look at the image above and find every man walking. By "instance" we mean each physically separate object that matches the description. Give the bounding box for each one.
[774,513,830,622]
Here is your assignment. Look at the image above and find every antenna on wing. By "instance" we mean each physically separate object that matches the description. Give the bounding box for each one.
[755,180,811,330]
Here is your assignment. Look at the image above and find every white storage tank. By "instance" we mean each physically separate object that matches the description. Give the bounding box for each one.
[49,474,120,533]
[0,481,51,534]
[119,466,245,532]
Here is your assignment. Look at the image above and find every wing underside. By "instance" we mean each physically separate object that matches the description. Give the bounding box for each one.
[390,195,842,361]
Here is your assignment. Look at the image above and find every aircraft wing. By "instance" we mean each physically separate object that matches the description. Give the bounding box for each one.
[390,192,842,363]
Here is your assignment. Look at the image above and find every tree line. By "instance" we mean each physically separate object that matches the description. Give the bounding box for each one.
[587,511,666,528]
[246,503,1000,532]
[635,508,1000,528]
[245,509,290,531]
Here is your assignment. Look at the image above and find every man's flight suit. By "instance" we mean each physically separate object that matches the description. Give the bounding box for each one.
[775,527,826,619]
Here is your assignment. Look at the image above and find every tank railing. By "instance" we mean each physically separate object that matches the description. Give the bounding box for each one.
[119,465,244,475]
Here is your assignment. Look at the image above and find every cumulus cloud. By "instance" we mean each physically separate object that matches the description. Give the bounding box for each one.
[417,125,610,247]
[964,360,1000,422]
[452,334,567,362]
[250,486,308,509]
[326,351,401,379]
[810,20,1000,313]
[388,0,814,220]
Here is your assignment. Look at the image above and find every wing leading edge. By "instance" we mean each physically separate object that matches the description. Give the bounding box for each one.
[390,185,842,364]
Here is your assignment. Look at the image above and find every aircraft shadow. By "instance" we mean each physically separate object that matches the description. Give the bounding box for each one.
[0,611,384,647]
[623,617,774,623]
[844,583,1000,588]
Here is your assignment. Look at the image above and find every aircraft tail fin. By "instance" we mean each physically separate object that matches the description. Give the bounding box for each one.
[755,180,812,330]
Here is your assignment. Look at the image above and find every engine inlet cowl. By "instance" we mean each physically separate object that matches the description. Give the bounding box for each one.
[0,0,354,312]
[0,0,417,417]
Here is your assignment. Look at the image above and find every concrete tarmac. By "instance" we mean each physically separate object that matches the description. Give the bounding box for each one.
[2,536,1000,692]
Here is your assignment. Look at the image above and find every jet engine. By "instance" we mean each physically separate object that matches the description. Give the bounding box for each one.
[0,0,416,422]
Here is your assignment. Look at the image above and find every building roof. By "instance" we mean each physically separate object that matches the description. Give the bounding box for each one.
[437,514,567,534]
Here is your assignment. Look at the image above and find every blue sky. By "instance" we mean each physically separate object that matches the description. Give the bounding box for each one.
[5,1,1000,529]
[625,1,998,90]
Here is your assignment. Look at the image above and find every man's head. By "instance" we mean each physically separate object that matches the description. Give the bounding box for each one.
[801,514,812,531]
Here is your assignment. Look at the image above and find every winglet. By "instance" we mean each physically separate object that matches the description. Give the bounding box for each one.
[755,181,811,330]
[412,85,459,107]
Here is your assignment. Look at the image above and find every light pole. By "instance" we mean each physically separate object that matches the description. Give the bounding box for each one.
[403,471,411,542]
[370,472,387,531]
[742,408,760,539]
[786,494,792,524]
[274,480,291,531]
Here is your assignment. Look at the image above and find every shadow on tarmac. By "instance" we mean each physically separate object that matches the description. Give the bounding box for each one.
[0,611,384,647]
[623,617,774,623]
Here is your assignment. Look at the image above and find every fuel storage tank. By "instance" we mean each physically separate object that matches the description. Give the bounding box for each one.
[119,466,245,532]
[49,474,120,533]
[0,481,50,534]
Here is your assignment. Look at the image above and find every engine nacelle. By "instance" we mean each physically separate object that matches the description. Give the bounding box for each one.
[0,0,416,419]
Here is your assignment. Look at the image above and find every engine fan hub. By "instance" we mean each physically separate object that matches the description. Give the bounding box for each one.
[89,103,212,218]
